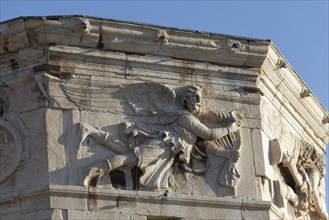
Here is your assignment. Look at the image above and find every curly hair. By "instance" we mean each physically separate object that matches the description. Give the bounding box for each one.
[175,85,203,110]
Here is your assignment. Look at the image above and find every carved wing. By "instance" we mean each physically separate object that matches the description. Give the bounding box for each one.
[112,82,181,130]
[114,82,177,116]
[34,73,178,118]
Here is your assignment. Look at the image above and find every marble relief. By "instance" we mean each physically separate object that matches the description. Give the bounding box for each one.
[74,82,243,191]
[270,139,328,219]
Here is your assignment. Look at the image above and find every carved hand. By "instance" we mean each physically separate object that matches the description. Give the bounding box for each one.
[228,122,241,133]
[231,111,243,126]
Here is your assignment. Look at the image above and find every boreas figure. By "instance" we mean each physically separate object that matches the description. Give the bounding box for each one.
[77,82,243,189]
[296,144,328,219]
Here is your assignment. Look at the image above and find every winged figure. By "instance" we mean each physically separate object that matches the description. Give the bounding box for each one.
[75,82,243,190]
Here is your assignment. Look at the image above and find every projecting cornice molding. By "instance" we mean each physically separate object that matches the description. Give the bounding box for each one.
[0,16,270,68]
[259,43,329,147]
[0,15,328,146]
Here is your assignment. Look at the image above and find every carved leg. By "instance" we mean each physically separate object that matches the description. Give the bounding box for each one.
[282,183,298,207]
[83,152,138,188]
[76,123,130,154]
[308,169,328,219]
[281,152,304,187]
[76,122,105,147]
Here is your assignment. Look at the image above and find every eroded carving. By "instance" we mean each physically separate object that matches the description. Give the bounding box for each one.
[228,39,245,53]
[0,116,29,183]
[77,82,243,191]
[276,59,287,69]
[322,113,329,124]
[0,83,9,116]
[270,139,328,219]
[300,88,310,98]
[157,29,169,44]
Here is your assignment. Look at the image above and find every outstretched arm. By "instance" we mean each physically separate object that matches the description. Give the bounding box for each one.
[199,109,243,126]
[177,113,241,141]
[199,109,234,123]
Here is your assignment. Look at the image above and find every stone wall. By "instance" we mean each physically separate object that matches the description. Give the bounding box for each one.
[0,16,328,220]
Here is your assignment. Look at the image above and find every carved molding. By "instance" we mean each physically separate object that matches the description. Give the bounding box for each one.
[0,16,270,68]
[260,44,329,146]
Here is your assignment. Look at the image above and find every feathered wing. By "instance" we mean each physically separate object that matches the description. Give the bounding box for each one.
[35,72,125,111]
[40,73,181,130]
[112,82,180,128]
[114,82,177,116]
[37,72,180,119]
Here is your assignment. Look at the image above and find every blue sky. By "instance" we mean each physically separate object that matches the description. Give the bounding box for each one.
[1,0,329,213]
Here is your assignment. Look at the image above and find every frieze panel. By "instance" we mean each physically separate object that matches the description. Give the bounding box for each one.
[270,139,328,219]
[74,82,244,194]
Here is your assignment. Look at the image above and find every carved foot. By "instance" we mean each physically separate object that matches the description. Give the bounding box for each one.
[83,159,111,187]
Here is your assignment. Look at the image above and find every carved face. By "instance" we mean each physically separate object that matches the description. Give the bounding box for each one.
[303,146,314,160]
[316,154,326,176]
[185,88,202,115]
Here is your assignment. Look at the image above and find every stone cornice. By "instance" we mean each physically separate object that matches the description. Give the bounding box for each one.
[0,16,270,68]
[259,43,329,147]
[0,16,327,146]
[0,184,272,210]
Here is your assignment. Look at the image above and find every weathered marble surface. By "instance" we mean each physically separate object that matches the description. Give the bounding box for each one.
[0,16,328,220]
